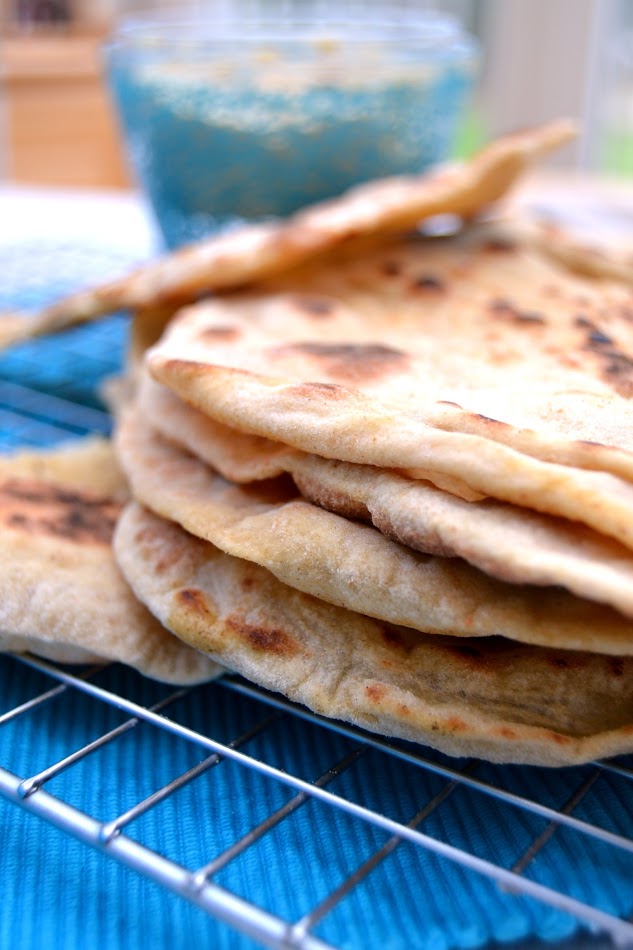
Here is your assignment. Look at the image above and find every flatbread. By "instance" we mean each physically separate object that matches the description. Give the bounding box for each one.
[115,406,633,654]
[0,435,128,498]
[140,378,633,620]
[138,372,296,482]
[0,438,222,683]
[522,220,633,289]
[0,121,575,348]
[139,372,485,501]
[114,500,633,767]
[504,172,633,288]
[147,223,633,548]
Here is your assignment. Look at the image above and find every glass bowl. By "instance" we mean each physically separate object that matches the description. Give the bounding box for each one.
[104,3,479,249]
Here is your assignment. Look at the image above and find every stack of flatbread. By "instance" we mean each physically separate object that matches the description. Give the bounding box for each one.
[5,120,633,765]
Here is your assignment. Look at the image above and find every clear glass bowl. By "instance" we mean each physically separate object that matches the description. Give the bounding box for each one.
[104,3,479,249]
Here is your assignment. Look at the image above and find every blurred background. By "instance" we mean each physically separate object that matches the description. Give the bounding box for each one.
[0,0,631,190]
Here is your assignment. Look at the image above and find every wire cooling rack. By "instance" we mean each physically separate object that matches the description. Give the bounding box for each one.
[3,347,633,950]
[3,653,633,950]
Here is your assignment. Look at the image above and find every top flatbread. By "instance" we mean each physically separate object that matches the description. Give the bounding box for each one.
[147,222,633,549]
[0,437,222,684]
[0,121,575,348]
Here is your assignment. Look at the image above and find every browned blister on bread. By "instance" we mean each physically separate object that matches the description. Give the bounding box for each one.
[0,438,222,683]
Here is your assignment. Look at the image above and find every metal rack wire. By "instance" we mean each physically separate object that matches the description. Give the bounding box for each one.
[3,359,633,950]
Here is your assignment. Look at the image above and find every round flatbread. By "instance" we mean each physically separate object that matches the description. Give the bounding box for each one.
[0,438,222,683]
[114,500,633,767]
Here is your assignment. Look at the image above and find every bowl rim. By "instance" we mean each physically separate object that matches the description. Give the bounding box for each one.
[105,5,479,55]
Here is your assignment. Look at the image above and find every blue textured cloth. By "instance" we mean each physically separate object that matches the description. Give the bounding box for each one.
[1,209,633,950]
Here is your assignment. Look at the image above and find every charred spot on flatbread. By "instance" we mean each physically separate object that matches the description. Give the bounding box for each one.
[588,329,614,346]
[226,614,301,657]
[365,682,387,704]
[482,237,518,254]
[273,342,409,382]
[290,295,337,317]
[572,320,633,396]
[381,260,402,277]
[410,274,446,292]
[441,642,493,671]
[0,477,120,545]
[487,298,547,325]
[197,325,242,342]
[610,657,625,677]
[176,587,212,615]
[600,352,633,397]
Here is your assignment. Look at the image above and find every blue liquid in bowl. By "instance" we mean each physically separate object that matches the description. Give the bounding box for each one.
[106,25,477,249]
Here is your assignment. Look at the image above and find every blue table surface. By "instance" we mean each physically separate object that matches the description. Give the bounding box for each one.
[1,194,632,950]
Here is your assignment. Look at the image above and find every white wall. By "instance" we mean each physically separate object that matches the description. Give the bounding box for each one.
[476,0,618,168]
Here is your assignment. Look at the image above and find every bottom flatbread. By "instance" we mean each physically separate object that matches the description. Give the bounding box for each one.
[0,438,222,684]
[114,501,633,766]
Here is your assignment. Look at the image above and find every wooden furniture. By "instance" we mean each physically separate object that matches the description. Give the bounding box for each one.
[0,31,131,188]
